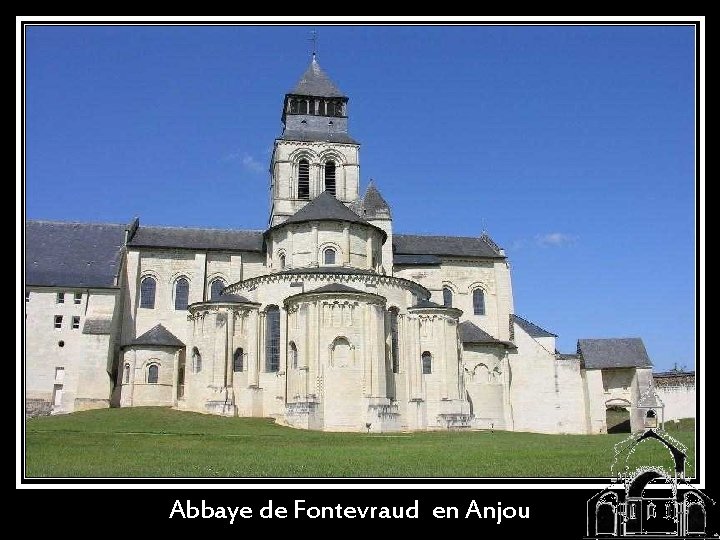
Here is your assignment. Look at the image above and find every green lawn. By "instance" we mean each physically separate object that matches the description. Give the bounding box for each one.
[25,407,695,478]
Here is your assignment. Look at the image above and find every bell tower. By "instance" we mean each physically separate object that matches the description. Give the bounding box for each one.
[269,55,361,226]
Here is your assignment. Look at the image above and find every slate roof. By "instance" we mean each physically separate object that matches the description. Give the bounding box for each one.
[511,314,557,338]
[458,321,504,345]
[25,221,126,288]
[82,319,113,335]
[578,338,653,370]
[276,267,378,276]
[289,57,345,98]
[360,181,391,219]
[282,191,372,227]
[393,254,442,265]
[129,324,185,348]
[277,131,358,145]
[129,226,264,252]
[207,293,255,304]
[412,299,447,309]
[308,283,365,294]
[653,370,695,378]
[393,234,504,259]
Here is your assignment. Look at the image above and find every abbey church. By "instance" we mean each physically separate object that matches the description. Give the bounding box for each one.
[25,56,660,434]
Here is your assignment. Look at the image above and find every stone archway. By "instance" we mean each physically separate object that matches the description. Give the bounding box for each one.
[606,398,631,433]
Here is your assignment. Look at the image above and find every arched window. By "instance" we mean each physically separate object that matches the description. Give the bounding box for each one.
[422,351,432,374]
[123,363,130,384]
[279,254,286,269]
[289,342,298,369]
[473,288,486,315]
[147,364,159,384]
[324,161,336,196]
[324,248,336,265]
[192,347,202,374]
[233,348,244,372]
[289,98,297,114]
[174,277,189,310]
[298,159,310,200]
[389,308,399,373]
[140,276,156,309]
[442,287,453,308]
[266,306,280,372]
[210,278,225,301]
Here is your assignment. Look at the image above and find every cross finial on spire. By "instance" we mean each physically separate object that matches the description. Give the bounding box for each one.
[309,29,318,58]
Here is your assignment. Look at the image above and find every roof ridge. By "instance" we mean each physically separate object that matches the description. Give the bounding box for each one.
[26,219,126,227]
[139,224,265,233]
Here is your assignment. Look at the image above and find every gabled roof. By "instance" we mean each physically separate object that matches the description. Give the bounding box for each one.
[393,234,504,259]
[128,226,264,252]
[578,338,652,370]
[309,283,365,294]
[289,57,345,98]
[458,321,504,345]
[393,254,442,266]
[282,191,371,227]
[360,181,391,219]
[25,221,126,288]
[511,314,557,338]
[129,324,185,348]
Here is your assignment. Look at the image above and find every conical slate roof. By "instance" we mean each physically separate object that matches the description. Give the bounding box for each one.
[309,283,365,294]
[290,56,345,98]
[284,191,370,226]
[361,181,391,219]
[130,324,185,348]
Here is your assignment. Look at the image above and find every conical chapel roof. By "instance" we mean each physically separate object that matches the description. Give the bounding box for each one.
[290,56,346,98]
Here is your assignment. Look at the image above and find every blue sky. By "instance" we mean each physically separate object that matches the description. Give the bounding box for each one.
[24,24,697,371]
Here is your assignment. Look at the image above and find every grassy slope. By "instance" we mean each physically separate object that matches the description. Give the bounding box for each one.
[25,408,695,478]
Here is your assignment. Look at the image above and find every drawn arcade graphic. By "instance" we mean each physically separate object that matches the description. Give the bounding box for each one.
[586,428,714,539]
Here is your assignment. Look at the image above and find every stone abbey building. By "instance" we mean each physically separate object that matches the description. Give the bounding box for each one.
[25,56,661,433]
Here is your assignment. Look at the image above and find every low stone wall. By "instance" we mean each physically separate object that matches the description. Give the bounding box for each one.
[26,398,52,419]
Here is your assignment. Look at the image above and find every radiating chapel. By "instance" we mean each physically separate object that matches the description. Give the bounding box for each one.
[25,55,661,433]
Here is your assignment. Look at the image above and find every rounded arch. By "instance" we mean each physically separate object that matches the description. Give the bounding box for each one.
[172,276,190,310]
[233,347,244,372]
[144,360,161,384]
[123,362,131,384]
[442,286,453,308]
[191,347,202,374]
[319,241,342,266]
[471,286,487,316]
[139,274,157,309]
[606,398,632,408]
[329,336,355,368]
[288,147,320,163]
[208,276,227,301]
[276,249,287,270]
[288,341,298,369]
[317,148,346,165]
[421,351,432,374]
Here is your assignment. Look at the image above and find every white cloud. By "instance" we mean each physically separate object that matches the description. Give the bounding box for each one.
[223,150,266,173]
[534,232,578,247]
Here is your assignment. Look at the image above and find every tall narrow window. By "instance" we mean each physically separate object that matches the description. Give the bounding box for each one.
[289,98,298,114]
[324,161,336,196]
[210,278,225,301]
[299,100,308,114]
[140,276,156,309]
[390,308,400,373]
[192,347,202,373]
[54,315,63,329]
[266,306,280,372]
[473,289,486,315]
[56,292,65,304]
[25,291,30,302]
[147,364,159,384]
[233,348,244,372]
[442,287,453,308]
[298,159,310,200]
[174,277,189,310]
[279,254,286,269]
[73,292,82,304]
[289,342,298,369]
[324,248,336,265]
[123,363,130,384]
[71,316,80,329]
[422,351,432,374]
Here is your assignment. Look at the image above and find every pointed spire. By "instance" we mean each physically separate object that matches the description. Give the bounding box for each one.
[361,180,392,219]
[290,57,345,98]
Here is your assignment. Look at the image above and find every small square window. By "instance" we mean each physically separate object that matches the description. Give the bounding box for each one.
[71,316,80,329]
[25,291,30,302]
[56,292,65,304]
[74,292,82,304]
[54,315,63,329]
